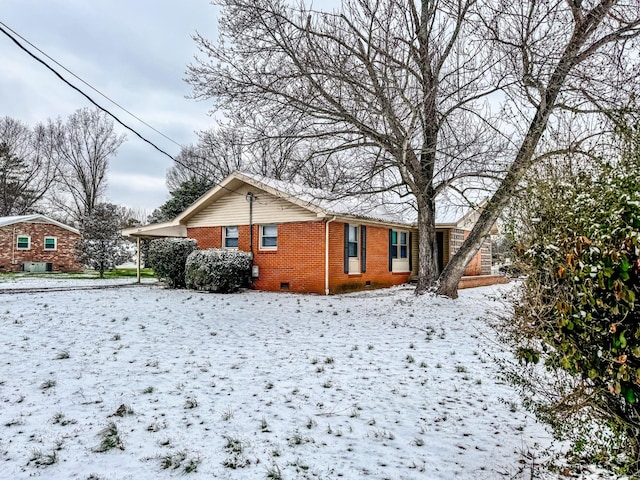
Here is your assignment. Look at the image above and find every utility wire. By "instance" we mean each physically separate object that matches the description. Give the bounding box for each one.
[0,21,182,149]
[0,20,260,204]
[0,21,180,164]
[0,20,337,208]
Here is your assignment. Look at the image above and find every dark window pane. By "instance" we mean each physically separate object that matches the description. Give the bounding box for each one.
[400,232,407,245]
[262,225,278,248]
[400,246,408,258]
[391,245,398,258]
[263,237,277,247]
[349,225,358,242]
[225,238,239,248]
[263,225,277,237]
[348,242,358,257]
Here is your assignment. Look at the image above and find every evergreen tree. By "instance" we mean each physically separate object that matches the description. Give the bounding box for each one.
[149,177,213,223]
[0,142,37,215]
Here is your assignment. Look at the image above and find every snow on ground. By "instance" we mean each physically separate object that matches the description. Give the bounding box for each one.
[0,273,156,290]
[0,278,589,479]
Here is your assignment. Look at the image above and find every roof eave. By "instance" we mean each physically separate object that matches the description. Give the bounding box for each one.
[122,222,187,239]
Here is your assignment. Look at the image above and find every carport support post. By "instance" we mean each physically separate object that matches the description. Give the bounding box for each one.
[136,237,141,284]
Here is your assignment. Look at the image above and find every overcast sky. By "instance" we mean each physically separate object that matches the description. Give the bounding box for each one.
[2,0,221,212]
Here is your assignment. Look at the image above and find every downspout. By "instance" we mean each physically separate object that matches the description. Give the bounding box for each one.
[136,237,141,284]
[246,192,254,257]
[325,216,337,295]
[12,226,16,266]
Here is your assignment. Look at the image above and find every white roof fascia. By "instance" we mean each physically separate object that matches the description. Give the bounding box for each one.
[122,222,187,238]
[0,214,80,234]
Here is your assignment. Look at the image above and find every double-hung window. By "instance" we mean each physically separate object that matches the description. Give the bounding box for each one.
[260,225,278,249]
[391,231,408,259]
[348,225,359,257]
[224,227,238,248]
[44,237,57,250]
[389,229,410,273]
[344,224,366,274]
[16,235,30,250]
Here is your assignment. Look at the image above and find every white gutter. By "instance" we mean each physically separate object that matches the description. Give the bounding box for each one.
[325,216,337,295]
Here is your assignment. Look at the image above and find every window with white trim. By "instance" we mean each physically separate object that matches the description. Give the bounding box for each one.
[260,225,278,249]
[348,225,359,257]
[391,231,408,259]
[224,226,238,248]
[389,229,410,273]
[44,236,57,250]
[16,235,30,250]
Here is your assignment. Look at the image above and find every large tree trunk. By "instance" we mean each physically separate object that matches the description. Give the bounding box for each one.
[435,0,618,298]
[414,193,438,294]
[436,199,504,298]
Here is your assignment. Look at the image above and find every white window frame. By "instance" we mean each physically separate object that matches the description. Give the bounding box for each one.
[348,224,360,274]
[391,230,408,259]
[391,229,410,273]
[44,236,57,251]
[223,226,239,249]
[16,235,30,250]
[260,225,278,250]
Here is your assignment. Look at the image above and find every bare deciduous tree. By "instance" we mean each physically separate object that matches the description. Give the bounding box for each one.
[46,108,126,223]
[187,0,640,297]
[167,114,350,193]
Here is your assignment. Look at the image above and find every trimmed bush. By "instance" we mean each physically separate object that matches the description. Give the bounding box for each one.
[185,249,252,293]
[147,238,198,288]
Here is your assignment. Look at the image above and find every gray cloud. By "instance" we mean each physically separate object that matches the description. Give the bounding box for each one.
[2,0,220,212]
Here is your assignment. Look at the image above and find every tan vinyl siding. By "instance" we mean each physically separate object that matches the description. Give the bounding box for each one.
[187,184,318,228]
[449,228,464,264]
[481,238,492,275]
[411,230,419,276]
[441,229,450,265]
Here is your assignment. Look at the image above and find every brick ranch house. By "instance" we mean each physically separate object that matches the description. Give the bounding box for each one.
[124,172,503,294]
[0,214,84,273]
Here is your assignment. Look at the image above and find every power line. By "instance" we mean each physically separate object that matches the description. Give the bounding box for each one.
[0,20,324,208]
[0,20,180,164]
[0,21,183,149]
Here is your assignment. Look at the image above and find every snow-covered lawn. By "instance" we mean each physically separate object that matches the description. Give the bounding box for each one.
[1,279,555,479]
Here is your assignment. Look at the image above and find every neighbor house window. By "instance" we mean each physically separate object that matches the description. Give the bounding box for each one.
[224,227,238,248]
[16,235,30,250]
[44,237,57,250]
[391,230,408,259]
[260,225,278,249]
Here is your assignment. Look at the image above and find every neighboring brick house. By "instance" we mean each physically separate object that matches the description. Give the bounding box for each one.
[124,172,500,294]
[0,215,84,273]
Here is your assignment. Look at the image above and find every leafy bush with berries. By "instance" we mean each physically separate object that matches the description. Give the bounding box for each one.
[505,129,640,473]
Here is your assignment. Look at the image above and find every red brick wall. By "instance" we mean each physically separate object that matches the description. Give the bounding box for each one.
[188,221,411,294]
[462,230,486,276]
[0,222,83,272]
[187,226,222,249]
[327,222,411,294]
[188,223,326,294]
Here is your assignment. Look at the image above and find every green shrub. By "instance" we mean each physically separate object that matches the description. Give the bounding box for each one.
[506,128,640,473]
[185,249,252,293]
[147,238,198,288]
